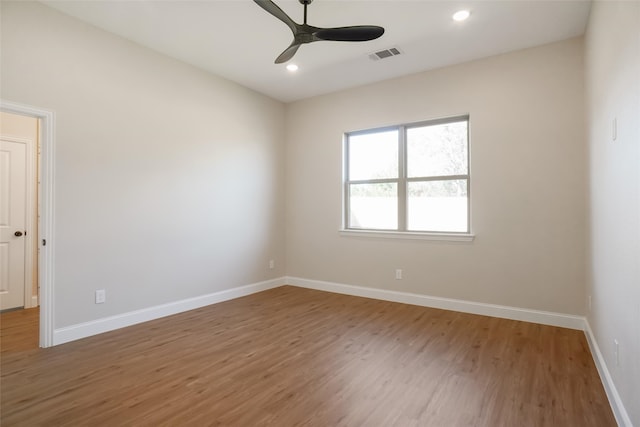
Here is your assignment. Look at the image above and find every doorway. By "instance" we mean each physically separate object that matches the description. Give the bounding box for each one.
[1,112,39,313]
[0,101,55,348]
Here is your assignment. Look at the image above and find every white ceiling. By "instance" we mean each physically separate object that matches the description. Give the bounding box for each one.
[41,0,592,103]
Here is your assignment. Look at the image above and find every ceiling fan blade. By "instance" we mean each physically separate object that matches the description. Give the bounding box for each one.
[253,0,298,34]
[254,1,385,64]
[275,42,302,64]
[314,26,385,42]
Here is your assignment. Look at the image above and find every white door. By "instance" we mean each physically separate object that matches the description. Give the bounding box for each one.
[0,138,27,310]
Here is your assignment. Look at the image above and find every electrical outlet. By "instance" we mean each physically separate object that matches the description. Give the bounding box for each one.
[95,289,106,304]
[269,260,275,269]
[614,339,619,366]
[395,269,402,280]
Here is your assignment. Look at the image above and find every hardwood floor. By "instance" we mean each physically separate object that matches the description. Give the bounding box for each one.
[1,286,615,426]
[0,307,39,352]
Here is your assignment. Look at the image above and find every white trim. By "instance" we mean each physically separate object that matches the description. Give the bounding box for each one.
[339,229,475,242]
[53,278,285,346]
[286,276,585,330]
[0,100,55,348]
[584,320,633,427]
[24,130,36,309]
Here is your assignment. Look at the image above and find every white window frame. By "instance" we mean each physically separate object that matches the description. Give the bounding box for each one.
[341,115,474,242]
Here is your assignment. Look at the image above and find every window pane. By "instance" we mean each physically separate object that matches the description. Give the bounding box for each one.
[407,121,468,178]
[349,183,397,230]
[348,130,399,180]
[407,180,468,232]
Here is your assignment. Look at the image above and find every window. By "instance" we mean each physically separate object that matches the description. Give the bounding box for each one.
[344,116,470,235]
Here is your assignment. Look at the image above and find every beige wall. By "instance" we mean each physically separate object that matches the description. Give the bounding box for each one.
[286,37,586,315]
[0,111,39,303]
[1,1,286,327]
[585,1,640,424]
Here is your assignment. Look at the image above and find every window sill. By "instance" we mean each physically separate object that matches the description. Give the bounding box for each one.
[339,229,475,242]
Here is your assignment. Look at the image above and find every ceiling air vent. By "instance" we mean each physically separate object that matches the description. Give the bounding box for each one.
[369,47,403,61]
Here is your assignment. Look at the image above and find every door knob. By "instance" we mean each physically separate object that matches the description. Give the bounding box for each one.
[14,231,23,237]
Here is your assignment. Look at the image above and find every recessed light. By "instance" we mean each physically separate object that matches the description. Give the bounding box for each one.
[453,10,470,22]
[286,64,299,72]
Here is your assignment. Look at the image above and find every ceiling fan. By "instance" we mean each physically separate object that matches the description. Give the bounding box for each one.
[254,0,385,64]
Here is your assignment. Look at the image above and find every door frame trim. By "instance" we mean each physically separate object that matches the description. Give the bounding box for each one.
[1,100,55,348]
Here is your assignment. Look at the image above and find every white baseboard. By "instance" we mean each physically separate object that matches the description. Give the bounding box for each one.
[52,276,585,347]
[53,278,285,346]
[584,320,633,427]
[23,295,38,309]
[285,276,586,330]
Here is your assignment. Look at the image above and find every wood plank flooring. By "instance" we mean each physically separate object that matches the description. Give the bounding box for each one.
[1,286,615,426]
